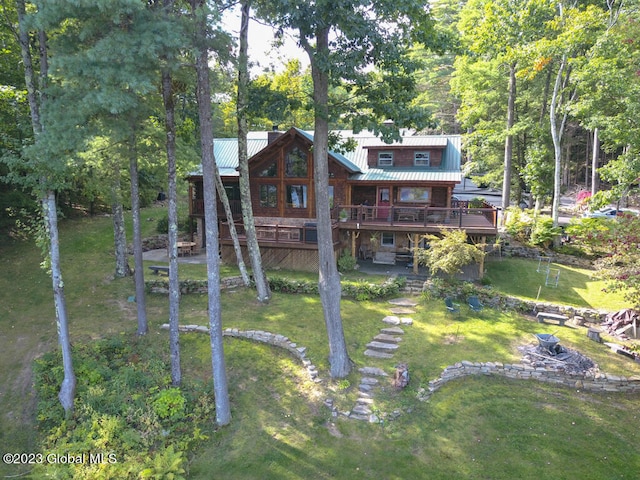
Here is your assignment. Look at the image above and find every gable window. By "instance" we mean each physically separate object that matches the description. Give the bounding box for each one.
[285,147,308,177]
[257,160,277,177]
[414,151,431,166]
[259,184,277,208]
[381,232,395,247]
[286,185,308,208]
[378,151,394,167]
[399,187,430,203]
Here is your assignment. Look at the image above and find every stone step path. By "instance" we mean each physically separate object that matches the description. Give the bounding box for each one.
[348,298,417,422]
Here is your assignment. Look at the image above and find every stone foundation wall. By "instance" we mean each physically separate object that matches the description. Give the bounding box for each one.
[418,360,640,401]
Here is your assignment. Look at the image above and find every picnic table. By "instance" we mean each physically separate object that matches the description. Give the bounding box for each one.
[536,311,568,326]
[176,241,196,256]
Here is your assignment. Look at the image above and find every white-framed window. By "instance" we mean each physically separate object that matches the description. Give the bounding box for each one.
[414,151,430,166]
[378,151,394,166]
[381,232,395,247]
[399,187,430,203]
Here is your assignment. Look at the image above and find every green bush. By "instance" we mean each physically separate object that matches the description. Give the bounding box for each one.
[530,216,562,248]
[151,388,186,422]
[267,276,404,300]
[156,214,193,235]
[32,336,212,479]
[504,207,533,242]
[337,252,357,272]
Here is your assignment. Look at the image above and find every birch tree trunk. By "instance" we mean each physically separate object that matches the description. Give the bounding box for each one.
[17,0,76,415]
[162,65,181,386]
[550,54,567,226]
[237,0,271,302]
[192,0,231,425]
[214,164,250,286]
[502,62,516,218]
[591,127,599,195]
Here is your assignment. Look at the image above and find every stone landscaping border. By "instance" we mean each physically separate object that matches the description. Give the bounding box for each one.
[160,324,320,382]
[417,360,640,402]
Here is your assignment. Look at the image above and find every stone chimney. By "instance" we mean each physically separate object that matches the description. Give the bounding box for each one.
[267,125,282,144]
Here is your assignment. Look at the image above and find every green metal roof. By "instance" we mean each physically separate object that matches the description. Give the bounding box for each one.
[189,130,462,183]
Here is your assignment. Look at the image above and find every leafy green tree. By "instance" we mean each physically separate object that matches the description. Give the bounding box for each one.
[255,0,441,378]
[14,0,76,415]
[33,0,194,336]
[569,215,640,308]
[414,229,485,278]
[570,1,640,207]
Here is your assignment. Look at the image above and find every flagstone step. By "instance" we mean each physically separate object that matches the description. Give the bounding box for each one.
[361,376,379,385]
[366,341,399,352]
[389,307,416,315]
[359,366,389,376]
[374,333,402,343]
[380,326,405,336]
[388,298,418,307]
[364,349,394,359]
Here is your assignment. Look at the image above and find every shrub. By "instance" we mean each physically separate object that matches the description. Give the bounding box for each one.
[337,252,357,272]
[530,216,562,248]
[504,207,533,242]
[151,388,186,422]
[156,214,192,235]
[32,336,210,479]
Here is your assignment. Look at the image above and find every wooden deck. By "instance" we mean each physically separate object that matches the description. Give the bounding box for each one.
[339,204,498,235]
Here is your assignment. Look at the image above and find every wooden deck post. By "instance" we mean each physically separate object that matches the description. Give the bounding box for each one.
[478,235,486,279]
[412,233,419,274]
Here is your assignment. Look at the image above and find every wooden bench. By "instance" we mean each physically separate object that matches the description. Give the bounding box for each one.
[372,251,396,265]
[149,265,169,276]
[536,311,568,326]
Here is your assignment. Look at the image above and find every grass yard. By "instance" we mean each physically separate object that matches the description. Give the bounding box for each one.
[1,207,639,479]
[484,257,631,311]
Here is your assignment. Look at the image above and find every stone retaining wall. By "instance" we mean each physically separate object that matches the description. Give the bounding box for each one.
[417,360,640,401]
[147,276,246,294]
[160,324,320,382]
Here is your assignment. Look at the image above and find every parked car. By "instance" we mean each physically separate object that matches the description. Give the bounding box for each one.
[582,207,638,219]
[582,207,619,218]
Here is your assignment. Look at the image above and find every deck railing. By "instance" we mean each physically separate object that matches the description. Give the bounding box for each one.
[219,221,340,245]
[338,202,498,229]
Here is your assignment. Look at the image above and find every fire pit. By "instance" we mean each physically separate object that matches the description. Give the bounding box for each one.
[519,336,598,375]
[535,333,560,353]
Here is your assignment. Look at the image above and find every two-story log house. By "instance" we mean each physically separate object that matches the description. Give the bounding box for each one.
[187,127,498,272]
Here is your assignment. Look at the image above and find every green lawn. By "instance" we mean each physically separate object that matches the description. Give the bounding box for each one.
[484,257,631,311]
[1,209,639,479]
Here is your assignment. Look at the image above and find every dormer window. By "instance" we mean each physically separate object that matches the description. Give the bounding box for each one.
[414,151,430,166]
[378,151,394,167]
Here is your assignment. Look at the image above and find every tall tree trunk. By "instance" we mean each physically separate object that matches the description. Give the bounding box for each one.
[162,65,181,386]
[111,162,132,278]
[591,127,599,196]
[44,192,76,413]
[550,54,574,226]
[502,62,516,219]
[192,0,231,426]
[128,130,148,335]
[17,0,76,415]
[237,0,271,302]
[214,164,250,286]
[308,28,351,378]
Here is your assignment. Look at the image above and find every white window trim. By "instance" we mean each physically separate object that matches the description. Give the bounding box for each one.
[378,151,394,167]
[414,151,430,166]
[381,232,395,247]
